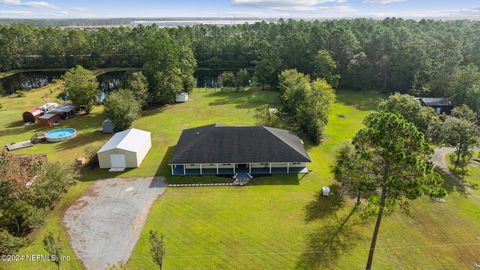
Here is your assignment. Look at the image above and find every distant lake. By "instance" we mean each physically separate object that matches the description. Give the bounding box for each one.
[0,71,64,95]
[0,68,248,96]
[131,19,263,27]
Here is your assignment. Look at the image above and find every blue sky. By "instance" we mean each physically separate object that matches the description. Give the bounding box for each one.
[0,0,479,19]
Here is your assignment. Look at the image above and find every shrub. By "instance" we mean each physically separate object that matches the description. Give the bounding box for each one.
[104,89,141,132]
[0,229,25,255]
[15,91,25,97]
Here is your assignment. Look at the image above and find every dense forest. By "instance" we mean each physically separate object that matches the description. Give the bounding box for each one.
[1,18,480,110]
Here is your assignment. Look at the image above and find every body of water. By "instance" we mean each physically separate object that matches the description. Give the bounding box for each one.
[0,71,64,95]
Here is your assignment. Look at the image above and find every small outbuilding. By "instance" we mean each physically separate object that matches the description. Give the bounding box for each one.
[39,103,58,113]
[176,92,189,103]
[38,113,60,126]
[97,128,151,169]
[50,103,77,119]
[102,119,114,133]
[417,97,454,114]
[23,108,44,123]
[322,186,331,197]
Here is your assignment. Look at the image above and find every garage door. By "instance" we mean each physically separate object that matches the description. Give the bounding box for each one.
[110,154,126,168]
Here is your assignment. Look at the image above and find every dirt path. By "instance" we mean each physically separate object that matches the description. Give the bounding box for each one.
[63,177,166,270]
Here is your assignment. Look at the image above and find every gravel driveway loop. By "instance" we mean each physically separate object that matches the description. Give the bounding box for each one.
[63,177,166,270]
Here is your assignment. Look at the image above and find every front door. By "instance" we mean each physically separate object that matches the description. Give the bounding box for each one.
[237,164,247,169]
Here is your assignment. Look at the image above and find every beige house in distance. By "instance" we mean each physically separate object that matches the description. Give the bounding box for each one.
[97,128,151,170]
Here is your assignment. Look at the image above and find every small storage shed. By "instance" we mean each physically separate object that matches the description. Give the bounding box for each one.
[102,119,114,133]
[38,113,60,126]
[322,186,331,197]
[97,128,151,169]
[23,108,44,123]
[176,92,189,103]
[417,97,454,115]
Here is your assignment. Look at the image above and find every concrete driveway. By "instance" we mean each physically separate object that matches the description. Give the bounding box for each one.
[63,177,166,270]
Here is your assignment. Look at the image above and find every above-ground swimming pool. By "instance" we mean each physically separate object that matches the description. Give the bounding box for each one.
[45,128,77,142]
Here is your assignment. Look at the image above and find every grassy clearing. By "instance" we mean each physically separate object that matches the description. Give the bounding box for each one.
[2,85,480,269]
[125,90,480,269]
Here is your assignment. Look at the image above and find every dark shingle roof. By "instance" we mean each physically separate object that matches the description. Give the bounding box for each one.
[169,124,311,164]
[417,97,452,106]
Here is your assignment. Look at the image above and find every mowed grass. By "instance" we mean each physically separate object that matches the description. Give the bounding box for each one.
[2,84,480,269]
[125,90,480,269]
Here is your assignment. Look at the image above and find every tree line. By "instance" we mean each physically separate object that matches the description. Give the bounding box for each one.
[1,19,480,111]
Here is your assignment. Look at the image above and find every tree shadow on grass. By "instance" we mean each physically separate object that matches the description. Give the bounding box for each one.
[297,204,366,269]
[207,89,280,109]
[297,185,367,269]
[336,89,386,111]
[437,168,473,196]
[304,184,345,222]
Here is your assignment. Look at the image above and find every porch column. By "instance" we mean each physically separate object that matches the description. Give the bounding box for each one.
[183,164,186,175]
[216,163,219,174]
[171,165,174,175]
[287,163,289,174]
[200,164,202,175]
[249,163,252,174]
[233,163,235,174]
[269,163,272,174]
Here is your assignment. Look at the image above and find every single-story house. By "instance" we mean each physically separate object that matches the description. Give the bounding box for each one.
[97,128,151,169]
[102,119,114,133]
[50,103,77,119]
[169,124,311,178]
[417,97,454,114]
[38,113,60,126]
[23,108,44,123]
[176,92,189,103]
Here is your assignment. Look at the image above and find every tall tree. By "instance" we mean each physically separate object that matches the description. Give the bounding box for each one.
[312,49,340,88]
[123,71,149,108]
[332,144,376,205]
[63,65,99,114]
[343,113,444,270]
[104,89,141,132]
[442,111,479,170]
[236,68,250,90]
[218,71,236,88]
[378,93,438,137]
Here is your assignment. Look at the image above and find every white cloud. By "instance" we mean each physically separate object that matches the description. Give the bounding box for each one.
[356,7,480,19]
[0,9,31,14]
[363,0,406,4]
[56,10,69,15]
[0,0,57,8]
[72,7,87,12]
[232,0,348,7]
[231,0,354,15]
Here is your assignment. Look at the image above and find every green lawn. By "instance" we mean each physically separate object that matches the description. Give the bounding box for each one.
[1,84,480,269]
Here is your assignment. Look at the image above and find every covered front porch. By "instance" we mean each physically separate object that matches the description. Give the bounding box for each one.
[170,162,308,176]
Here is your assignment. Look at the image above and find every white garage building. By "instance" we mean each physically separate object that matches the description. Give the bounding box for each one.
[97,128,151,170]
